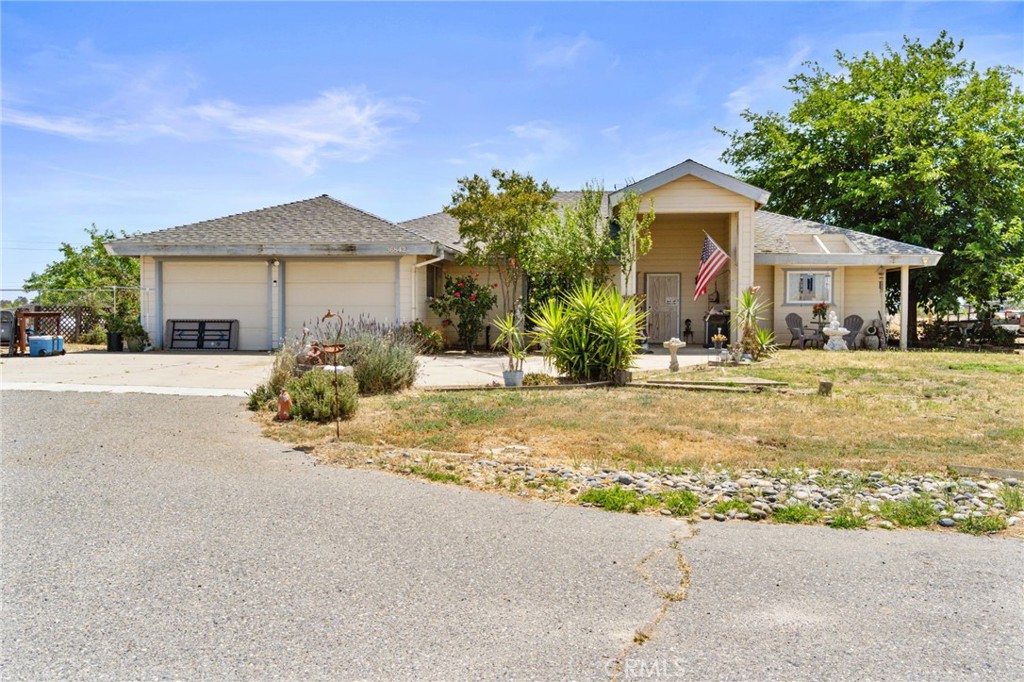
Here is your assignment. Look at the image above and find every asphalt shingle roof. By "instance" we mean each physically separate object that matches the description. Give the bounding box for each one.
[753,211,942,256]
[109,195,435,247]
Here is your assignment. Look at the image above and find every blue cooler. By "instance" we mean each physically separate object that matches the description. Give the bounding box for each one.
[28,335,65,357]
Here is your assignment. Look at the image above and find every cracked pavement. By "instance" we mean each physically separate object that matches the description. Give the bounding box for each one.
[3,391,1022,681]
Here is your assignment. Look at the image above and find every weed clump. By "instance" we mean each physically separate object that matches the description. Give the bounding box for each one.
[774,503,822,524]
[579,485,659,513]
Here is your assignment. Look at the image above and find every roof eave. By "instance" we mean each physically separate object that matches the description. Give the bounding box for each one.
[105,241,445,258]
[755,253,943,267]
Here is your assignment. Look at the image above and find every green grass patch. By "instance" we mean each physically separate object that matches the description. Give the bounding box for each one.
[660,490,700,516]
[712,498,752,515]
[579,485,659,513]
[408,464,461,484]
[827,507,867,530]
[958,515,1008,535]
[774,503,822,524]
[877,495,940,528]
[999,485,1024,513]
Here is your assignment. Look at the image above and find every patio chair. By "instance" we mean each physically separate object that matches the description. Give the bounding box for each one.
[842,315,864,349]
[786,313,821,349]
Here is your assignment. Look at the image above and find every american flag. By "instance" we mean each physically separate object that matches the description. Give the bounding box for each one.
[693,234,729,301]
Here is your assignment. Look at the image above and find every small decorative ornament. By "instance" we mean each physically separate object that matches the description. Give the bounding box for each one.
[277,389,292,421]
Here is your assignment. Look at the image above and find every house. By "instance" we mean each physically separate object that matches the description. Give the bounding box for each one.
[106,160,941,351]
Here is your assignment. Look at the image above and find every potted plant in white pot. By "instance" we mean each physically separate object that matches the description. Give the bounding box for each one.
[492,312,526,387]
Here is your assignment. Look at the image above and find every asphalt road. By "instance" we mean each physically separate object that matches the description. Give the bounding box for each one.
[2,391,1021,681]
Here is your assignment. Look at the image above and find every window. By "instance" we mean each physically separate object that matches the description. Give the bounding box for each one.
[785,270,833,304]
[425,263,443,300]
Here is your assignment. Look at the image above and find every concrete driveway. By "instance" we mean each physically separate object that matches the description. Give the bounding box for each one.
[2,391,1021,681]
[1,347,705,394]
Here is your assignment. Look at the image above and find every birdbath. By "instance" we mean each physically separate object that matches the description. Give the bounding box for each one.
[821,311,850,351]
[663,337,686,371]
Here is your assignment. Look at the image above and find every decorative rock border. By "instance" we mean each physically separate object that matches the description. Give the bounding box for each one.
[319,444,1022,535]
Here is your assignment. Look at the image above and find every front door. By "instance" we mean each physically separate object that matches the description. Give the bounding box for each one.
[646,273,680,342]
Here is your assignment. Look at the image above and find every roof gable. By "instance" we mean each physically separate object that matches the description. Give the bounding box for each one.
[609,159,770,208]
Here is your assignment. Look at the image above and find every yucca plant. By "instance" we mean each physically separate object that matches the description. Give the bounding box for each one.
[530,281,646,381]
[753,327,778,359]
[730,286,771,358]
[492,311,527,372]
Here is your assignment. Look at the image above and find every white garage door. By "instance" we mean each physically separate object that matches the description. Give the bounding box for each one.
[285,260,395,339]
[163,261,269,351]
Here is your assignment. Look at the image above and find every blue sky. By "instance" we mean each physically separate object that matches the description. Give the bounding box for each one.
[2,1,1021,291]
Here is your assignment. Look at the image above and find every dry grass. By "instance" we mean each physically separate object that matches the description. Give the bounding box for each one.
[260,350,1024,474]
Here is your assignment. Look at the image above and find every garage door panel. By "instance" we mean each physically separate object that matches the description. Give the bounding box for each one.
[163,261,269,351]
[284,261,395,340]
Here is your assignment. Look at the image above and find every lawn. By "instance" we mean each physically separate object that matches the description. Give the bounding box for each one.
[261,350,1023,474]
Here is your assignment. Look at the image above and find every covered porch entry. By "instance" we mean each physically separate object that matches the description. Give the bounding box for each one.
[610,160,767,345]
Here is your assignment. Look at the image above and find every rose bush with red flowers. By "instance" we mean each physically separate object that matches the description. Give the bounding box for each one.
[429,273,497,352]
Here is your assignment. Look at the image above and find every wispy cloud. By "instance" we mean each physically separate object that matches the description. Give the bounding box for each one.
[3,47,415,173]
[724,44,812,115]
[525,29,603,69]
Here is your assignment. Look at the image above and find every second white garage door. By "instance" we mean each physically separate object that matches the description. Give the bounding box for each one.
[284,260,396,339]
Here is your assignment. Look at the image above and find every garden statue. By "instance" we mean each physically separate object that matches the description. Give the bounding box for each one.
[822,311,851,351]
[663,337,686,372]
[276,389,292,421]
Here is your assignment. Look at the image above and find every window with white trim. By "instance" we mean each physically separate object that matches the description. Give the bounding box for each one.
[425,263,443,300]
[785,270,833,304]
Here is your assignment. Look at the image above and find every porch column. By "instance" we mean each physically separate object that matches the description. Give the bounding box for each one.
[899,265,909,350]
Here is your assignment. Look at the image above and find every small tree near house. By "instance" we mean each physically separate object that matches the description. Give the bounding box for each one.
[445,169,557,318]
[429,273,498,353]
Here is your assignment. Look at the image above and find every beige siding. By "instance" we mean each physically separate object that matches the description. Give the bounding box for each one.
[771,265,884,348]
[637,214,730,341]
[284,259,396,340]
[842,266,886,346]
[642,176,757,213]
[162,260,269,351]
[753,264,775,332]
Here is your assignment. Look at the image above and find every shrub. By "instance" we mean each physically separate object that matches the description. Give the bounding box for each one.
[285,370,358,422]
[530,281,646,381]
[408,320,445,354]
[79,324,107,345]
[247,339,299,411]
[322,317,420,395]
[428,272,497,352]
[522,372,558,386]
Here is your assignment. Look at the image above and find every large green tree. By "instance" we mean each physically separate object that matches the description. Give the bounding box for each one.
[719,33,1024,328]
[445,169,557,315]
[24,225,139,295]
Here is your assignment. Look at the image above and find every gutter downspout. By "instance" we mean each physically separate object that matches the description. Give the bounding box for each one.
[267,260,275,351]
[154,259,164,349]
[278,260,286,349]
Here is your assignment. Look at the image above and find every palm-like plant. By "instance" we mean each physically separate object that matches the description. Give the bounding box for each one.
[530,281,646,381]
[730,286,771,357]
[492,311,527,372]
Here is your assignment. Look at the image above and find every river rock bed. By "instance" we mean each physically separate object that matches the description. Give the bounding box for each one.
[356,449,1022,533]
